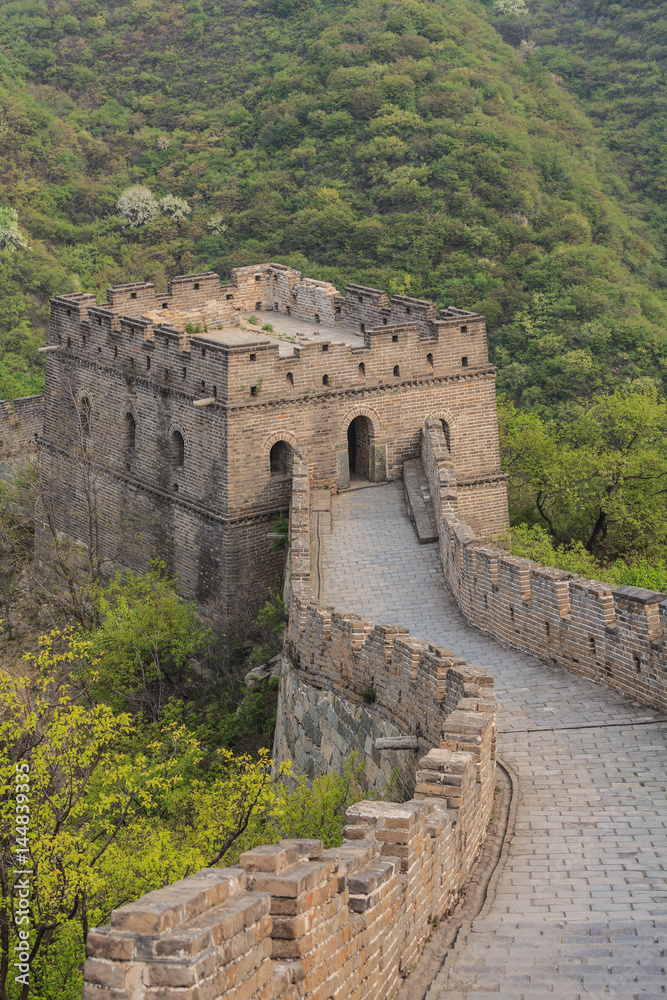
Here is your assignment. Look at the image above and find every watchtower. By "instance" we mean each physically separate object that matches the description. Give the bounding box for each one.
[40,263,508,610]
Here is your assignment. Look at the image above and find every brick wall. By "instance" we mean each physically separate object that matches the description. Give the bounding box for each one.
[272,664,422,795]
[41,265,507,609]
[83,430,500,1000]
[0,394,42,463]
[422,417,667,712]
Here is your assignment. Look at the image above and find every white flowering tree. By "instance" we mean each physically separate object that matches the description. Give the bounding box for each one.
[207,213,228,236]
[159,194,191,221]
[116,185,160,226]
[0,207,29,252]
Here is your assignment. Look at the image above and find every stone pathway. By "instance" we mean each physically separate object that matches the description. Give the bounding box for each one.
[319,481,667,1000]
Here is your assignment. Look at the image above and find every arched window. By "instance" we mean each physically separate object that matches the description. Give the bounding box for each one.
[358,363,365,381]
[322,374,330,387]
[270,440,294,477]
[79,397,91,436]
[171,430,184,468]
[286,372,294,390]
[393,365,400,378]
[124,413,136,450]
[427,353,433,369]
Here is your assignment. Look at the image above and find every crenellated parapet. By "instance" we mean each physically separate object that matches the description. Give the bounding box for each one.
[421,417,667,712]
[83,404,501,1000]
[40,262,506,607]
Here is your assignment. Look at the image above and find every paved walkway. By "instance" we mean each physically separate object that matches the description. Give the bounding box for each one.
[319,482,667,1000]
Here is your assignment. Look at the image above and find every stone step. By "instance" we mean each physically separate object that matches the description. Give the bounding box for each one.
[403,457,438,543]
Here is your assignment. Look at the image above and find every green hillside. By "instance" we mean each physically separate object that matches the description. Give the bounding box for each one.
[0,0,665,414]
[527,0,667,254]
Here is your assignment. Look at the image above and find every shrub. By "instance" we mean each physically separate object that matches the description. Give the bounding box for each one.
[271,514,289,552]
[159,194,191,220]
[116,185,160,226]
[0,206,29,252]
[85,561,212,721]
[207,213,228,235]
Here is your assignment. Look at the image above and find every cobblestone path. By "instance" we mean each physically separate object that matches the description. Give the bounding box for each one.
[319,481,667,1000]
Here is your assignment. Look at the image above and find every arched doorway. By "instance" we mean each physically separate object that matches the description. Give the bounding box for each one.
[270,440,294,477]
[347,415,373,481]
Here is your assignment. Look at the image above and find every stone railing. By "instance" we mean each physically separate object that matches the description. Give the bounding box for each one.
[83,453,499,1000]
[421,417,667,713]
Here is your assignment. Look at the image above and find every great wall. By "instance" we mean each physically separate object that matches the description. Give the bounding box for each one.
[1,266,665,997]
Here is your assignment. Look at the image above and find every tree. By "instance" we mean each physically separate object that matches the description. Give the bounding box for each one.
[0,629,200,1000]
[116,186,160,227]
[158,195,191,221]
[0,211,29,254]
[86,562,212,722]
[499,388,667,560]
[0,628,292,1000]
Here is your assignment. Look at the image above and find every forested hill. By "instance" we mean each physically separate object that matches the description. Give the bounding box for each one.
[527,0,667,255]
[0,0,666,415]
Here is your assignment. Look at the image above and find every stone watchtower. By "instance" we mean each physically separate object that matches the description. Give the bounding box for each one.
[40,263,508,611]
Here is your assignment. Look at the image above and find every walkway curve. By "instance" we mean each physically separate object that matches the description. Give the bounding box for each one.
[319,482,667,1000]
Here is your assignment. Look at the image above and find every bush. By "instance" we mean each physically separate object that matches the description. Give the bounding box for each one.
[159,194,191,220]
[0,206,29,252]
[505,523,667,592]
[85,561,212,721]
[116,185,160,226]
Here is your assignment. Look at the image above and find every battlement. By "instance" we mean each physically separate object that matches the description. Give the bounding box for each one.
[82,447,499,1000]
[421,418,667,712]
[47,265,490,408]
[41,263,505,607]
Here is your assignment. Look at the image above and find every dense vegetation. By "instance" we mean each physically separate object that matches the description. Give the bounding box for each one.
[500,388,667,586]
[0,0,665,414]
[1,5,667,994]
[0,571,373,1000]
[527,0,667,254]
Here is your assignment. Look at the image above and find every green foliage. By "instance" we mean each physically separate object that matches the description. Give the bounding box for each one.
[116,185,159,226]
[86,561,212,721]
[0,0,664,414]
[0,627,373,1000]
[158,194,191,221]
[529,0,667,255]
[184,322,202,334]
[213,679,279,755]
[262,322,274,332]
[0,631,203,1000]
[362,687,377,704]
[256,589,287,635]
[247,315,259,325]
[0,206,29,252]
[270,754,368,847]
[506,523,667,593]
[271,514,289,552]
[499,388,667,563]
